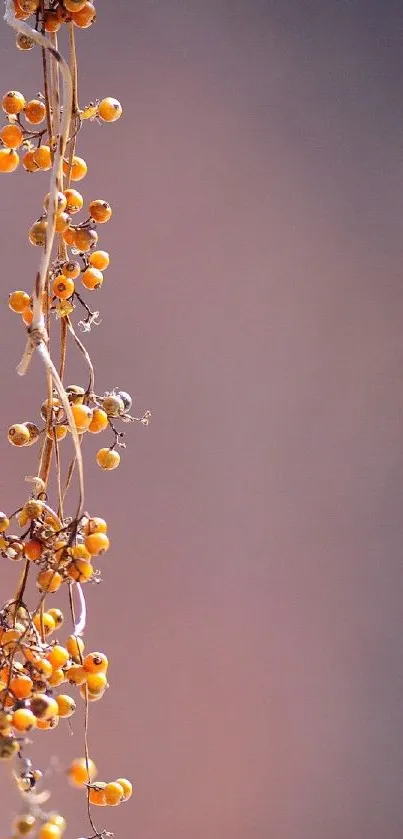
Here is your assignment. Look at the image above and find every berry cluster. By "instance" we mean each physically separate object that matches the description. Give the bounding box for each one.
[1,0,147,836]
[13,0,98,41]
[6,385,150,470]
[1,89,121,174]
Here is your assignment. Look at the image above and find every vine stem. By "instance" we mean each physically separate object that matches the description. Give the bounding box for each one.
[4,0,84,519]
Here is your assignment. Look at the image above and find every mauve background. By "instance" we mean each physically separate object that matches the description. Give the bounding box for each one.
[0,0,402,836]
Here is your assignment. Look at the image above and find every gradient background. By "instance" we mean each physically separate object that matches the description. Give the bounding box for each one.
[0,1,402,837]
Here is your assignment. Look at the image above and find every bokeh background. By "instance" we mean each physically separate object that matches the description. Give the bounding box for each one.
[0,0,403,836]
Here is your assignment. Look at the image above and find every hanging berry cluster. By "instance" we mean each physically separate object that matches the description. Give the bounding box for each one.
[0,0,149,835]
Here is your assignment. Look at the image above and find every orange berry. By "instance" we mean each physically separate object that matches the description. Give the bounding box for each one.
[80,684,105,702]
[47,424,68,441]
[8,423,30,446]
[47,816,66,834]
[98,97,122,122]
[31,657,53,679]
[2,90,26,115]
[24,99,46,124]
[71,543,91,560]
[71,1,96,28]
[96,448,120,470]
[0,148,19,172]
[13,0,30,20]
[22,150,38,172]
[22,307,33,326]
[36,715,59,730]
[24,539,43,561]
[83,652,108,674]
[116,777,133,801]
[46,645,69,669]
[44,191,67,213]
[66,634,85,659]
[71,403,93,431]
[29,219,47,246]
[18,0,39,11]
[85,671,107,694]
[48,668,65,687]
[88,408,109,433]
[43,10,61,31]
[67,756,97,787]
[65,664,86,685]
[38,824,61,839]
[0,513,9,532]
[0,123,23,148]
[12,814,36,835]
[88,199,112,223]
[33,611,56,635]
[36,569,63,593]
[10,674,33,699]
[63,155,87,181]
[47,607,64,628]
[52,276,75,300]
[104,781,124,806]
[56,694,76,718]
[74,227,98,252]
[32,145,52,170]
[60,260,81,279]
[84,516,108,536]
[55,212,71,233]
[31,694,59,720]
[12,708,36,732]
[64,0,86,10]
[84,532,109,556]
[63,188,83,213]
[89,250,109,270]
[89,782,107,806]
[62,226,76,246]
[9,290,30,313]
[67,558,93,582]
[81,267,103,290]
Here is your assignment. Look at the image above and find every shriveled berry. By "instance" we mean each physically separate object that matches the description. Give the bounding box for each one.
[74,227,98,252]
[8,423,30,446]
[29,219,47,246]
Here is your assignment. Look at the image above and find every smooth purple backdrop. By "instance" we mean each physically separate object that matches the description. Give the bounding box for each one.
[0,1,402,837]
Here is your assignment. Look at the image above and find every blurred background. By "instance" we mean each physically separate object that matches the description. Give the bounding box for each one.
[0,1,403,837]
